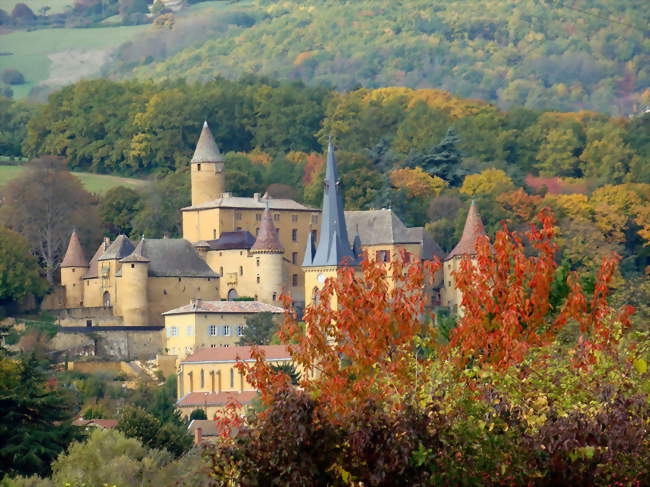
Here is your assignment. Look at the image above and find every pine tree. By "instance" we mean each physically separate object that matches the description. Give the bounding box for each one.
[408,128,468,186]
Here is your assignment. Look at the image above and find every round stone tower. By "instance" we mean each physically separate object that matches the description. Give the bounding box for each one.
[191,121,225,207]
[60,229,88,308]
[250,206,284,304]
[119,239,150,326]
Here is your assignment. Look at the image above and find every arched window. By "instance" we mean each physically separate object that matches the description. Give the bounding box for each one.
[103,291,111,307]
[227,288,238,301]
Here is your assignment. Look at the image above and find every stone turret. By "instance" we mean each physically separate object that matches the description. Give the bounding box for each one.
[190,121,225,207]
[250,206,284,303]
[119,238,150,326]
[60,229,88,307]
[442,200,486,312]
[303,138,358,307]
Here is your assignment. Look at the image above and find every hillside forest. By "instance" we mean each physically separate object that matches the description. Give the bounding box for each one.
[0,0,649,115]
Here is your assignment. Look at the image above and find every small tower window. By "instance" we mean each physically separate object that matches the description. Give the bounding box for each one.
[131,264,135,269]
[292,229,298,242]
[256,275,260,284]
[197,164,201,171]
[256,258,260,267]
[292,252,297,264]
[213,229,217,239]
[272,292,277,301]
[239,266,243,276]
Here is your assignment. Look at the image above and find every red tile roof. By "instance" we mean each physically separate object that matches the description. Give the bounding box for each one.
[181,345,290,364]
[177,391,258,407]
[251,207,284,252]
[446,201,486,260]
[61,230,88,268]
[163,299,284,316]
[72,418,118,429]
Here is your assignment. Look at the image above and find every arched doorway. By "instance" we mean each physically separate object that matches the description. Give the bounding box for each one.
[103,291,111,307]
[227,288,238,301]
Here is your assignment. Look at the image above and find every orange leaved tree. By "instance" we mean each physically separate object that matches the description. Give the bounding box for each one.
[238,252,440,418]
[449,208,634,369]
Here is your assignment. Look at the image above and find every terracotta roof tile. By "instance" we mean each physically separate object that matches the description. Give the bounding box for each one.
[61,230,88,268]
[251,207,283,252]
[177,391,258,407]
[164,299,284,316]
[446,201,486,260]
[181,345,290,364]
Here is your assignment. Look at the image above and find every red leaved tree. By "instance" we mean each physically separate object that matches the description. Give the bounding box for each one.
[449,208,634,369]
[238,253,440,418]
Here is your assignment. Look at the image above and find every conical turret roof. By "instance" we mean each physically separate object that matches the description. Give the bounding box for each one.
[120,238,151,263]
[446,200,486,260]
[61,230,88,268]
[191,121,223,163]
[304,138,358,267]
[251,207,284,252]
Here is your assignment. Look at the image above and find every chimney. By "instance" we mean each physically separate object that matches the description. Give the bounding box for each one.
[194,426,202,446]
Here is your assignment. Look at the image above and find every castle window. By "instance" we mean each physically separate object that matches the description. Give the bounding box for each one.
[197,164,201,171]
[237,326,244,337]
[292,229,298,242]
[292,214,298,222]
[256,275,260,284]
[103,291,111,307]
[273,213,280,221]
[213,229,217,239]
[272,292,277,301]
[230,368,234,388]
[200,369,204,388]
[178,277,182,282]
[291,252,298,264]
[235,212,242,221]
[72,268,75,273]
[131,264,135,269]
[292,274,298,286]
[256,258,260,267]
[86,320,92,328]
[208,325,217,336]
[171,326,178,336]
[223,325,230,336]
[239,266,243,276]
[375,250,391,263]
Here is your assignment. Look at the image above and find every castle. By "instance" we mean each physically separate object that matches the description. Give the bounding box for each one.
[46,121,486,337]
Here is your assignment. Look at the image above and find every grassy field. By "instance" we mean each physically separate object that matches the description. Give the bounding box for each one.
[0,24,148,98]
[0,166,147,194]
[0,0,71,15]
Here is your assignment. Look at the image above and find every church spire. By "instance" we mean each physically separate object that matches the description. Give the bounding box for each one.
[191,121,223,164]
[61,229,88,268]
[304,138,357,267]
[446,200,486,260]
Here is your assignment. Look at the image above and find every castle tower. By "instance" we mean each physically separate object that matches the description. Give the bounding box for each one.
[302,138,359,308]
[60,229,88,307]
[191,121,225,207]
[250,206,284,304]
[442,200,486,312]
[119,238,150,326]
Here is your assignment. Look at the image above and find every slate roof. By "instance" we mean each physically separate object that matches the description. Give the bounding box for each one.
[61,230,88,268]
[120,238,150,263]
[446,201,486,260]
[207,231,256,251]
[181,345,290,364]
[120,238,218,278]
[163,299,284,316]
[251,207,284,252]
[83,238,111,279]
[98,235,134,261]
[177,391,258,408]
[181,195,315,212]
[304,139,358,267]
[191,121,223,164]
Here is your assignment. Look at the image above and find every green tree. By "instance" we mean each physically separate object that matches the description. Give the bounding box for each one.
[238,312,279,346]
[0,96,37,157]
[0,227,48,313]
[0,354,79,478]
[410,128,467,186]
[99,186,143,238]
[117,405,191,457]
[536,128,582,177]
[189,408,207,420]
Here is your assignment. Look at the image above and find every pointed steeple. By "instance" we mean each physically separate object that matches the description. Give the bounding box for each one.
[304,138,357,267]
[251,206,284,253]
[446,200,486,260]
[121,237,151,263]
[191,121,223,164]
[61,229,88,268]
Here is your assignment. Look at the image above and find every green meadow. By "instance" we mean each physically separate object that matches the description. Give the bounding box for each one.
[0,165,147,194]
